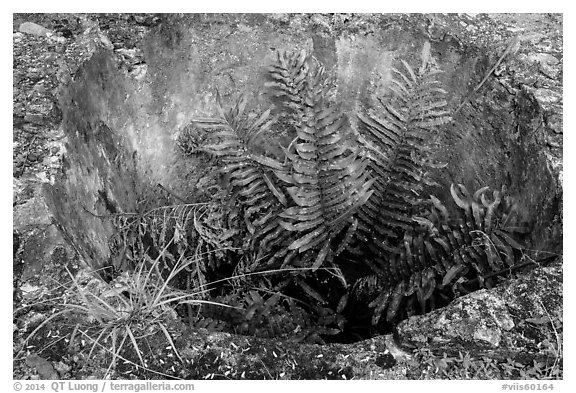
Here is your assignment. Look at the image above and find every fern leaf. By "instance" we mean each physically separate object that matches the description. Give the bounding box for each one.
[190,94,289,258]
[357,44,452,257]
[312,239,332,271]
[266,52,372,269]
[360,182,527,325]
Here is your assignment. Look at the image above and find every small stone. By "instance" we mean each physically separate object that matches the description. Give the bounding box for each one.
[25,354,59,379]
[54,361,71,375]
[528,53,560,66]
[20,283,43,300]
[474,326,502,347]
[540,66,559,79]
[32,83,46,93]
[19,22,51,37]
[22,124,38,134]
[49,35,67,44]
[27,152,41,162]
[116,47,137,57]
[237,24,253,33]
[533,88,562,105]
[130,64,148,81]
[24,113,46,125]
[13,194,53,229]
[545,112,563,134]
[99,32,114,50]
[527,53,560,79]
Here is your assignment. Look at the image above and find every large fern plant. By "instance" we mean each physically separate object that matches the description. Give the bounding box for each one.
[113,44,531,340]
[348,45,528,324]
[354,183,528,325]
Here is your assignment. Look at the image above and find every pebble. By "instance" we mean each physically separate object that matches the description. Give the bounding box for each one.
[116,48,139,61]
[32,83,46,93]
[99,32,114,50]
[27,152,41,162]
[22,124,39,134]
[24,113,46,125]
[533,88,562,105]
[54,361,71,375]
[545,113,563,134]
[25,354,59,379]
[527,53,560,79]
[20,282,42,299]
[130,64,148,81]
[19,22,51,37]
[48,34,67,44]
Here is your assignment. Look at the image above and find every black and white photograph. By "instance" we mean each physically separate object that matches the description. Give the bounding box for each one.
[11,9,564,385]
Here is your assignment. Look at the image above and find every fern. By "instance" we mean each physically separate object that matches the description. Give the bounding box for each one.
[176,123,212,157]
[107,44,535,342]
[356,47,451,252]
[265,50,309,119]
[267,51,374,270]
[190,93,291,259]
[190,287,341,343]
[107,202,238,299]
[358,184,528,325]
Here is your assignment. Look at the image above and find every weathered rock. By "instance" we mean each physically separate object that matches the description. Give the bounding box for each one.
[397,261,562,364]
[13,180,66,279]
[19,22,51,37]
[17,225,68,281]
[398,290,515,348]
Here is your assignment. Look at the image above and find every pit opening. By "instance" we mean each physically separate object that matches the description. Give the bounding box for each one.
[43,15,562,346]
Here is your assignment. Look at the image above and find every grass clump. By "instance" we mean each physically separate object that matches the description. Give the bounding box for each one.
[15,242,238,379]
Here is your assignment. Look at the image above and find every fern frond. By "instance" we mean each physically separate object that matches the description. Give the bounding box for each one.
[268,52,373,269]
[356,47,451,250]
[190,94,290,258]
[265,50,309,112]
[363,184,527,324]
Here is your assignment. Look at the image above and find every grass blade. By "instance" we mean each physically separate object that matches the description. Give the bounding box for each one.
[157,322,183,363]
[125,325,145,368]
